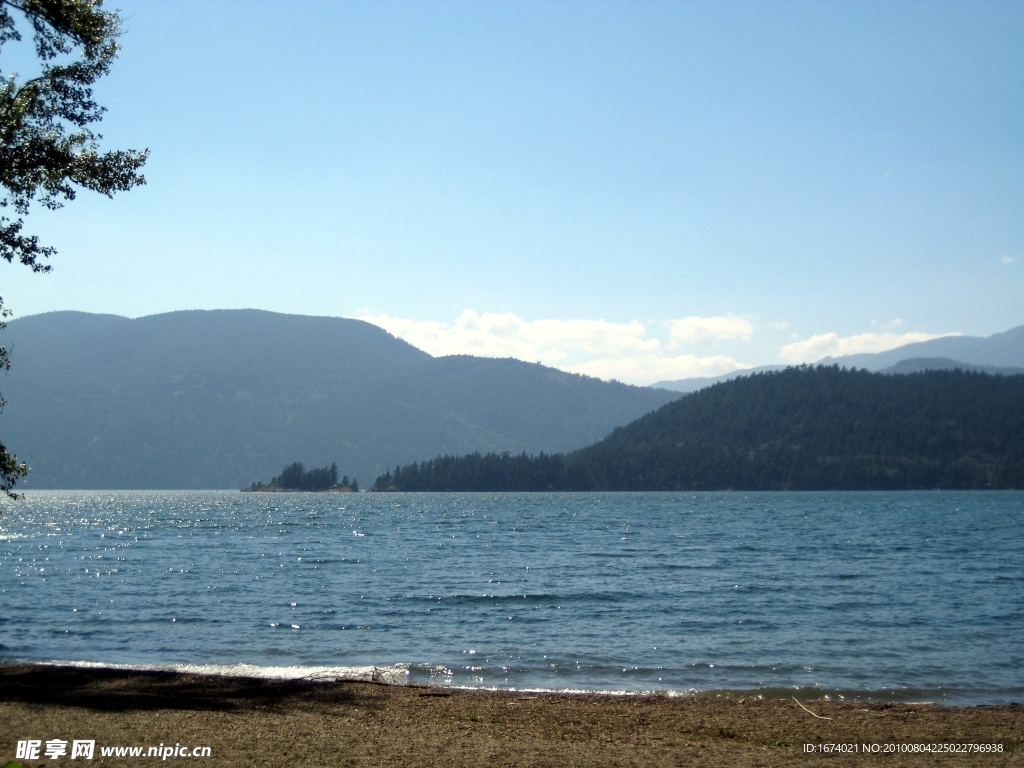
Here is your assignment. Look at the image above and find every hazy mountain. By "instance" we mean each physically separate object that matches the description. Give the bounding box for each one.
[0,310,678,489]
[651,324,1024,392]
[651,323,1019,393]
[651,365,786,393]
[820,324,1024,371]
[878,357,1024,376]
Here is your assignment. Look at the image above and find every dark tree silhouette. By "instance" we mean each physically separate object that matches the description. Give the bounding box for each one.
[0,0,148,499]
[247,462,358,492]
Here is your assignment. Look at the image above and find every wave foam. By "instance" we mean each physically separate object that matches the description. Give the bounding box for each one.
[42,660,411,685]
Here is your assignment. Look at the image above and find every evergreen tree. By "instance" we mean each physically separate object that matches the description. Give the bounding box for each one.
[256,461,354,491]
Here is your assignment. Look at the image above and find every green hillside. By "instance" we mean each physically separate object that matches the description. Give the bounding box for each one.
[374,366,1024,491]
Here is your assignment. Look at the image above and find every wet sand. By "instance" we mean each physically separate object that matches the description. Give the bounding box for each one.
[1,663,1021,766]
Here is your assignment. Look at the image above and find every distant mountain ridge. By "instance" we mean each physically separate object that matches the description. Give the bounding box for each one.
[0,310,678,489]
[652,366,784,393]
[877,357,1024,376]
[821,324,1024,370]
[652,323,1024,392]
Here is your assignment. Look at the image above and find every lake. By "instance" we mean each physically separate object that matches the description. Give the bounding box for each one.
[1,490,1021,705]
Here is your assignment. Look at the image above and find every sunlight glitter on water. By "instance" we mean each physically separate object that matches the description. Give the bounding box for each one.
[2,490,1022,704]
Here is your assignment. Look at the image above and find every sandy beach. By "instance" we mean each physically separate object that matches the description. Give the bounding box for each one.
[1,664,1021,767]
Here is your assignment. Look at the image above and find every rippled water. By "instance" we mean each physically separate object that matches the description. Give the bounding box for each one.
[1,491,1021,704]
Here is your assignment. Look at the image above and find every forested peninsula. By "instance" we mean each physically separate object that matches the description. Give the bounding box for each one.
[373,367,1024,491]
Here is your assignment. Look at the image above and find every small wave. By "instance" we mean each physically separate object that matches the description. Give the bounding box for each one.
[38,660,411,685]
[443,684,705,698]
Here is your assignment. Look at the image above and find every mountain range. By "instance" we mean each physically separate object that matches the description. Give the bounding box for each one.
[0,310,677,489]
[653,324,1024,392]
[379,366,1024,491]
[817,324,1024,370]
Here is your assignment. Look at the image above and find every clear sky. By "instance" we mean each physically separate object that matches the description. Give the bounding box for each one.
[3,1,1022,384]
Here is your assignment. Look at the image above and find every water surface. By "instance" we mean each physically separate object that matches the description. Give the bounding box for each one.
[1,491,1020,704]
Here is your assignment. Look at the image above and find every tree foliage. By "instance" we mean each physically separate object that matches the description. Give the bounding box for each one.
[372,452,574,492]
[273,461,337,491]
[374,367,1024,492]
[246,462,359,492]
[0,0,147,499]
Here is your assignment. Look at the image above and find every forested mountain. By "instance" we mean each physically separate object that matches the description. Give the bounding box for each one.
[374,366,1024,491]
[0,310,677,489]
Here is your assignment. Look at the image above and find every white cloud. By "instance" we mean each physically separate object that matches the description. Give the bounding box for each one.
[780,331,958,363]
[667,315,754,345]
[567,353,749,383]
[881,318,904,329]
[1002,256,1016,265]
[363,310,659,362]
[362,310,749,385]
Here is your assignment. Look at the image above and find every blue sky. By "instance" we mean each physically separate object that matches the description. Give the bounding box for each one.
[4,0,1022,384]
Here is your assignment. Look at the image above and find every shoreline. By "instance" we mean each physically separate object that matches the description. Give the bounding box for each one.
[10,658,1014,706]
[3,663,1021,766]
